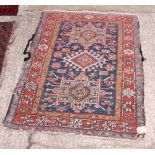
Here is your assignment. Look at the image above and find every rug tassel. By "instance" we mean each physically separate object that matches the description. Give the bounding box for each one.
[135,126,146,139]
[23,34,35,61]
[26,130,36,149]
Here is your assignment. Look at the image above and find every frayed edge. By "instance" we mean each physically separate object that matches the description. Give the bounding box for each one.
[3,12,47,130]
[43,9,139,18]
[137,126,146,134]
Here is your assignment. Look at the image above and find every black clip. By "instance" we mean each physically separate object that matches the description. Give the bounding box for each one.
[140,44,146,62]
[23,34,35,61]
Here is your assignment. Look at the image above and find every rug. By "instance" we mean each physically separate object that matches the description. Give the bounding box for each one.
[4,11,145,139]
[0,5,18,16]
[0,22,13,74]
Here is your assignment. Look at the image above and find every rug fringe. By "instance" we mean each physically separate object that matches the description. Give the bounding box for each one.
[43,9,139,17]
[135,126,146,139]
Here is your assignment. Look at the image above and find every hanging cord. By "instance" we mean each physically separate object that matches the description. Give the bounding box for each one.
[23,34,35,61]
[140,44,146,62]
[137,21,146,62]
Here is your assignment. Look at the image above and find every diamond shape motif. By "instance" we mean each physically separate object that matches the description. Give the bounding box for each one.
[71,53,98,69]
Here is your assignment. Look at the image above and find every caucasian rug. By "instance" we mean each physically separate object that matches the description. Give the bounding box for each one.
[0,22,13,74]
[4,11,145,139]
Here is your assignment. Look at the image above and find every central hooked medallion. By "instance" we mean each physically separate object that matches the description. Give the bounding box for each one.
[57,72,100,113]
[80,30,97,41]
[69,22,106,49]
[69,83,91,102]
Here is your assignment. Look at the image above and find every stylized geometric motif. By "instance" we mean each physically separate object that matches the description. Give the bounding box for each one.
[58,72,100,112]
[70,22,106,49]
[4,11,145,139]
[69,83,91,101]
[63,50,104,71]
[71,52,98,69]
[80,30,97,41]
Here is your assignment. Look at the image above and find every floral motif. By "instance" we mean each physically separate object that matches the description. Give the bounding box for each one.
[124,49,134,55]
[124,67,134,74]
[62,48,70,53]
[106,64,115,71]
[70,119,82,128]
[84,15,94,19]
[25,82,36,91]
[38,44,48,50]
[54,52,62,58]
[51,62,61,69]
[36,116,49,126]
[123,88,135,98]
[108,53,116,60]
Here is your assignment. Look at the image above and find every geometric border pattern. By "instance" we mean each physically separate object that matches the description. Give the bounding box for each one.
[4,11,145,139]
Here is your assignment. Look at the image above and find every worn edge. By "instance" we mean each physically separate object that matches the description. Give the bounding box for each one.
[3,11,145,140]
